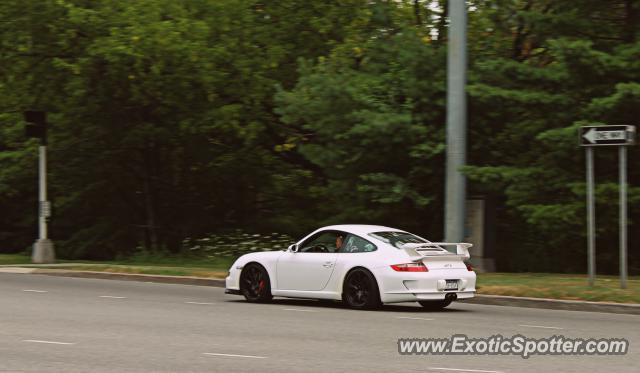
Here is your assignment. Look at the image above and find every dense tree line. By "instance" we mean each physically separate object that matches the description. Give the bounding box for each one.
[0,0,638,273]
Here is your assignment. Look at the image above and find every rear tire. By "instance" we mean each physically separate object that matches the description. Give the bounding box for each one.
[418,299,452,311]
[240,263,273,303]
[342,268,381,310]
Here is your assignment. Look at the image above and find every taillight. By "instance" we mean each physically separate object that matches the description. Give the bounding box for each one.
[465,262,473,271]
[390,263,428,272]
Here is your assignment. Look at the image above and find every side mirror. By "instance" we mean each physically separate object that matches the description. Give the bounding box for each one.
[288,244,299,252]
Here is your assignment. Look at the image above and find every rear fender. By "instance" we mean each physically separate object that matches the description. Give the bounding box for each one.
[338,265,382,299]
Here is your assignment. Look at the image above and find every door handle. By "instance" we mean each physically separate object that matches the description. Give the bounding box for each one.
[322,262,334,268]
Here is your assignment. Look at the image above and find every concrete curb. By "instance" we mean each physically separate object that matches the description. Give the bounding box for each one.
[462,294,640,315]
[31,268,226,287]
[3,267,639,315]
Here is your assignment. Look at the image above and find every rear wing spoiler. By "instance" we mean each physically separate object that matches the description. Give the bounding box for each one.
[401,242,472,261]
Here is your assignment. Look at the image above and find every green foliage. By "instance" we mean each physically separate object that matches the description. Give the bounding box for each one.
[465,0,640,272]
[0,0,638,274]
[1,0,365,257]
[276,23,447,234]
[182,230,295,258]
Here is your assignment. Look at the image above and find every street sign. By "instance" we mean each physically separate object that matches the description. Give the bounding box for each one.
[580,124,636,289]
[580,125,635,146]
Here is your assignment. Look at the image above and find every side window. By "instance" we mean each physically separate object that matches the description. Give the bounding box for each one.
[341,234,377,253]
[299,231,345,253]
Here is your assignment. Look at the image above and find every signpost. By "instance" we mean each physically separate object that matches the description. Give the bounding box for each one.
[580,125,635,288]
[24,111,55,264]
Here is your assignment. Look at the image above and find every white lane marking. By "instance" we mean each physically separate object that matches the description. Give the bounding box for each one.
[282,308,318,312]
[396,316,434,321]
[429,368,503,373]
[23,289,48,293]
[186,301,216,305]
[99,295,127,299]
[23,340,75,345]
[203,353,266,359]
[519,324,563,330]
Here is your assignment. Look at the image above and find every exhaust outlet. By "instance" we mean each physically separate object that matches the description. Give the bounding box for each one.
[445,293,457,302]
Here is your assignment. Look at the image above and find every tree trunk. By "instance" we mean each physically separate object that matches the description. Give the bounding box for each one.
[436,0,448,45]
[623,0,637,42]
[143,150,158,251]
[414,0,422,26]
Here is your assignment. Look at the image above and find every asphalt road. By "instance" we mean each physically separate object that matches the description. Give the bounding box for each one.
[1,273,638,373]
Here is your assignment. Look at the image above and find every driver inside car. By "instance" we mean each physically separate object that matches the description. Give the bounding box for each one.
[335,234,345,252]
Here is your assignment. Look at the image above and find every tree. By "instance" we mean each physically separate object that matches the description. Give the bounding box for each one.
[464,0,640,271]
[0,0,370,257]
[276,1,449,237]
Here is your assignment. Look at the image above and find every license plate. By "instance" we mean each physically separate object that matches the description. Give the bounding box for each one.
[445,280,458,290]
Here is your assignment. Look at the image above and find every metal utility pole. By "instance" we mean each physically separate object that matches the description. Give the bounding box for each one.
[38,145,48,241]
[445,0,468,243]
[24,111,55,263]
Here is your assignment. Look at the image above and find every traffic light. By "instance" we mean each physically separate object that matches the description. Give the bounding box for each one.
[24,110,47,144]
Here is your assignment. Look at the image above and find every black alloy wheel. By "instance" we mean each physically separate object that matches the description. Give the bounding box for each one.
[342,268,381,309]
[240,263,273,303]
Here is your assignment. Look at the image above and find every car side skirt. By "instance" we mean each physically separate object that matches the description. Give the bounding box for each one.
[271,289,342,300]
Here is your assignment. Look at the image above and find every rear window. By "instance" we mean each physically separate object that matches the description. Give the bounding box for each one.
[368,231,428,249]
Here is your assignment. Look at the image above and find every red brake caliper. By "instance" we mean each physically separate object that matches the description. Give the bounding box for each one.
[258,280,265,292]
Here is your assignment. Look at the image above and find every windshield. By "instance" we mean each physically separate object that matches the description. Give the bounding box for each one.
[368,231,429,249]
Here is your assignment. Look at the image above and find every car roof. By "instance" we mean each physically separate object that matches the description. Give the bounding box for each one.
[320,224,405,236]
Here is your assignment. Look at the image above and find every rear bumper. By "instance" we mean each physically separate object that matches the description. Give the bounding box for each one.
[381,290,475,303]
[415,291,475,300]
[375,267,477,304]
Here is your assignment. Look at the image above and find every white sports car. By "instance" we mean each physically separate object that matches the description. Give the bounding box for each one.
[225,225,476,310]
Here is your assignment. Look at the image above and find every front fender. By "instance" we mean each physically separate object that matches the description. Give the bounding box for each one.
[225,251,283,291]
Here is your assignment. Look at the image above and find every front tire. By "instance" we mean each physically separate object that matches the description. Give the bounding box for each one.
[418,299,452,311]
[240,263,273,303]
[342,268,381,310]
